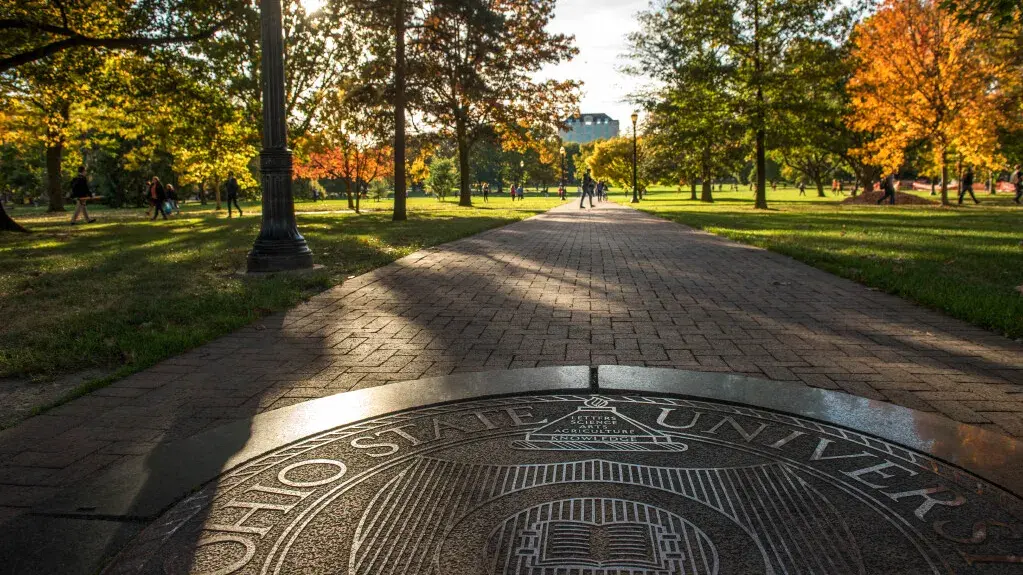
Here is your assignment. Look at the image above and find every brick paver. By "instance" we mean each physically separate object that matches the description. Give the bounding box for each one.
[2,201,1023,523]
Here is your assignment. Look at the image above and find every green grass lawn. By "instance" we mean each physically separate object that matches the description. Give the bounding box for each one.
[615,185,1023,339]
[0,193,566,397]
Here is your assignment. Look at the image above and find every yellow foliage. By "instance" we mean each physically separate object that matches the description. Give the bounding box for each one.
[848,0,1010,173]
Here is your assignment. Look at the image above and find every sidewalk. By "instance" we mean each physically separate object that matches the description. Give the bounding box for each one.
[1,201,1021,525]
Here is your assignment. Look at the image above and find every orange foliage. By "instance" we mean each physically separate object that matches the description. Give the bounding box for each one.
[296,142,392,188]
[847,0,1008,175]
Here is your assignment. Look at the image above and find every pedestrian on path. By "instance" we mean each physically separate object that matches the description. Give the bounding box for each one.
[958,166,980,204]
[798,182,806,196]
[149,177,168,220]
[225,172,243,217]
[876,173,896,205]
[483,183,489,203]
[166,184,182,215]
[69,166,96,225]
[580,171,595,208]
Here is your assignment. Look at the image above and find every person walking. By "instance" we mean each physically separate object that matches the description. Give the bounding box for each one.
[69,166,96,224]
[876,172,897,205]
[958,166,980,204]
[1012,164,1023,204]
[165,184,182,215]
[798,181,806,196]
[149,176,168,220]
[225,172,243,217]
[482,183,489,203]
[580,171,595,208]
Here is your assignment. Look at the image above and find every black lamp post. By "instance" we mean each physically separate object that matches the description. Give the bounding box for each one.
[246,0,314,273]
[519,160,524,190]
[560,146,566,189]
[631,111,639,204]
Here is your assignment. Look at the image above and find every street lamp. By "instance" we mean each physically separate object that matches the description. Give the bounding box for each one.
[519,160,525,190]
[559,146,566,191]
[631,111,639,203]
[246,0,313,273]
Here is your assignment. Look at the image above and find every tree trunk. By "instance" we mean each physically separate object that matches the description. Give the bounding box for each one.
[930,178,936,195]
[690,181,697,200]
[199,182,207,205]
[346,178,355,209]
[754,129,766,209]
[214,177,222,210]
[355,182,361,214]
[940,159,949,206]
[752,0,767,210]
[45,139,65,212]
[0,200,28,232]
[701,146,713,202]
[456,114,472,207]
[392,0,407,222]
[989,171,995,194]
[815,179,825,197]
[859,173,872,197]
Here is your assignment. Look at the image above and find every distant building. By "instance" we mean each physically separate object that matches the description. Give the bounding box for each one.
[559,113,620,144]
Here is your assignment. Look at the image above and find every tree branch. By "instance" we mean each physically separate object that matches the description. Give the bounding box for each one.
[0,18,232,73]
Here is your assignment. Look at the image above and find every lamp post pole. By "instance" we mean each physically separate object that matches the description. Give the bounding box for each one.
[631,112,639,204]
[560,146,566,190]
[246,0,314,273]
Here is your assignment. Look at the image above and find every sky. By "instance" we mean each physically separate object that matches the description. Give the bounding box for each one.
[538,0,651,127]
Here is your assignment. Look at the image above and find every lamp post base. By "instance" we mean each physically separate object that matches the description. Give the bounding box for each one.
[246,237,314,273]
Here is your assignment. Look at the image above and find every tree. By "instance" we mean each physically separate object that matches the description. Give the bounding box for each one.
[414,0,578,207]
[561,142,581,184]
[848,0,1009,205]
[296,87,392,214]
[1,48,103,212]
[772,38,850,197]
[524,141,558,193]
[587,137,650,193]
[469,130,504,192]
[427,156,457,200]
[775,146,839,196]
[627,0,847,209]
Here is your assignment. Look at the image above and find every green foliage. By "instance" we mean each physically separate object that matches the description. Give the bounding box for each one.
[0,0,239,72]
[627,0,851,208]
[427,156,457,200]
[587,137,649,192]
[369,179,390,200]
[413,0,579,205]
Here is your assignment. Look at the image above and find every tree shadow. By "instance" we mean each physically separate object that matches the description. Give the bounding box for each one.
[1,200,1022,573]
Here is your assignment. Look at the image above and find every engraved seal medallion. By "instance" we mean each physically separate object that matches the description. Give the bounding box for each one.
[105,394,1023,574]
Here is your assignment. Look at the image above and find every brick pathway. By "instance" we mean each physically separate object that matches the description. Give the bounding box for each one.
[2,201,1023,525]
